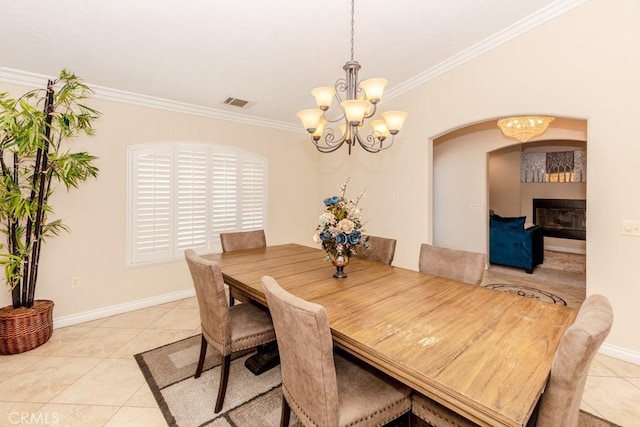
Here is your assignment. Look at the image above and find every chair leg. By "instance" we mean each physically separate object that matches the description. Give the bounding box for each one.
[194,334,207,379]
[215,355,231,413]
[280,395,291,427]
[229,294,235,306]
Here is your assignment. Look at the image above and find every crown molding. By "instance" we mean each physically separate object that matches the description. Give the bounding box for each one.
[0,67,301,133]
[385,0,587,99]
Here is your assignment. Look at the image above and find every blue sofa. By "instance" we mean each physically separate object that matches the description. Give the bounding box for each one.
[489,214,544,274]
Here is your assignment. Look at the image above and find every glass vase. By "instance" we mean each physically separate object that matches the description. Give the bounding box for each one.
[331,255,350,279]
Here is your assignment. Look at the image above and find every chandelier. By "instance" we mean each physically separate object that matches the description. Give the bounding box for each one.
[497,116,555,142]
[296,0,408,154]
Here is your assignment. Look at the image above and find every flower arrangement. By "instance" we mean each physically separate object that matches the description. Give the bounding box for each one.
[313,178,368,261]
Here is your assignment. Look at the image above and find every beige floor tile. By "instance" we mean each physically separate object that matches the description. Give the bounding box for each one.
[78,316,114,328]
[49,327,142,358]
[23,326,93,356]
[582,375,640,426]
[0,356,102,403]
[154,300,184,309]
[110,328,196,358]
[36,403,120,427]
[50,358,145,406]
[0,402,44,427]
[174,296,198,309]
[124,383,158,407]
[627,377,640,388]
[148,308,200,330]
[105,406,167,427]
[588,356,621,377]
[99,307,172,329]
[594,354,640,378]
[0,354,45,382]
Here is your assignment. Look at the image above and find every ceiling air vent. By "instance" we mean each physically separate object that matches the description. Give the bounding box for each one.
[222,97,250,108]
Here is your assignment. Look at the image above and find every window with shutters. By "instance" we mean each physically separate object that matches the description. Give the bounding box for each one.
[127,142,267,266]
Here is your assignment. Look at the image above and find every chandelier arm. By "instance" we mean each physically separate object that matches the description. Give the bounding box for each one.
[357,129,396,153]
[322,111,347,124]
[352,128,381,153]
[363,103,378,120]
[311,129,348,153]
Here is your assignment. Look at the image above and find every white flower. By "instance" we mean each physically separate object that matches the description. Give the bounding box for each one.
[337,218,355,233]
[313,232,321,243]
[319,212,335,227]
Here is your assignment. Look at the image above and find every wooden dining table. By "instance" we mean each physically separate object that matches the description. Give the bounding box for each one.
[203,243,577,427]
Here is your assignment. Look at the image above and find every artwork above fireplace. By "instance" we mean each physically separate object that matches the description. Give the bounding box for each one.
[521,150,586,183]
[533,198,586,240]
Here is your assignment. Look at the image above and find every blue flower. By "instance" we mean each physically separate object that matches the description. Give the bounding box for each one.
[323,197,332,206]
[335,233,348,244]
[319,232,331,241]
[348,230,362,244]
[330,196,340,205]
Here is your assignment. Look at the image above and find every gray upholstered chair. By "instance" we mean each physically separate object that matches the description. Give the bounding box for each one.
[418,243,486,285]
[411,294,613,427]
[220,229,266,252]
[262,275,411,427]
[357,235,397,265]
[185,249,276,413]
[534,294,613,427]
[220,229,267,305]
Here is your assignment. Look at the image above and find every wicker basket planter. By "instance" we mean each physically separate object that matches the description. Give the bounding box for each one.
[0,300,54,355]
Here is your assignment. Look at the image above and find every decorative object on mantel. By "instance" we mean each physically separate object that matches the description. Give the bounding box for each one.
[521,150,586,183]
[497,116,555,142]
[313,178,367,278]
[296,0,408,154]
[0,70,100,354]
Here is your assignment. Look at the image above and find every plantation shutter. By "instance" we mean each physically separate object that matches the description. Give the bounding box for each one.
[240,156,266,230]
[128,142,267,266]
[211,151,238,243]
[130,147,173,264]
[175,145,209,252]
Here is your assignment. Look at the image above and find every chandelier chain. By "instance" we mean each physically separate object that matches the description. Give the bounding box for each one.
[350,0,355,61]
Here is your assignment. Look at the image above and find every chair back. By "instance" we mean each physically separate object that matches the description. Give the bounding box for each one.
[220,229,266,252]
[262,276,339,426]
[419,243,486,285]
[185,249,232,353]
[536,294,613,427]
[358,235,397,265]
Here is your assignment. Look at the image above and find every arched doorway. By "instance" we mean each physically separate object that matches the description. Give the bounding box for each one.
[432,116,587,307]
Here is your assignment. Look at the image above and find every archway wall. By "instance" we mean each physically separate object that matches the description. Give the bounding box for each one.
[318,0,639,358]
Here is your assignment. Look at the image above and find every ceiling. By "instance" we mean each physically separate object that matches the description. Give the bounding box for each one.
[0,0,582,129]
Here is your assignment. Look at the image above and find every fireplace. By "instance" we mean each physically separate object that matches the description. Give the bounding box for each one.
[533,198,586,240]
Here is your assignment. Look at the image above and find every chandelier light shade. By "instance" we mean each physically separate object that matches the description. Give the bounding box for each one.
[297,0,407,154]
[497,116,555,142]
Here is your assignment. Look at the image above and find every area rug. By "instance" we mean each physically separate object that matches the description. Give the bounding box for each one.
[482,283,568,305]
[541,250,586,274]
[135,335,619,427]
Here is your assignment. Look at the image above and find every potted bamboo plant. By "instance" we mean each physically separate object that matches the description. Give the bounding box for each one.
[0,69,100,354]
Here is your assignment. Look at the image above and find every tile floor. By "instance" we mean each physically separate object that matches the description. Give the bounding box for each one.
[1,295,639,426]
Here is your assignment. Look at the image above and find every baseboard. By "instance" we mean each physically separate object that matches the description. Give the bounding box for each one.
[52,288,196,329]
[599,343,640,366]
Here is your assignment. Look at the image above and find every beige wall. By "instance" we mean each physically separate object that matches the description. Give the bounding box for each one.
[318,0,640,358]
[0,82,320,318]
[488,145,522,217]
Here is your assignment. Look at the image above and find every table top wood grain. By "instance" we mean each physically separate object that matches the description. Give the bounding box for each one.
[203,243,577,427]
